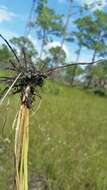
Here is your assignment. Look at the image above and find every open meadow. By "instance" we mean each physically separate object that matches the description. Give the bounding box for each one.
[0,81,107,189]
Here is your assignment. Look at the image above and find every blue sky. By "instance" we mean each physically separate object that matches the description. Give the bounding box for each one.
[0,0,107,62]
[0,0,32,36]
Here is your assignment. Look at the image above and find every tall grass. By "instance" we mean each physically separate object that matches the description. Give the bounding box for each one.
[0,81,107,189]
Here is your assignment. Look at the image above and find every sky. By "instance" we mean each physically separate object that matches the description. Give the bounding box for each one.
[0,0,107,62]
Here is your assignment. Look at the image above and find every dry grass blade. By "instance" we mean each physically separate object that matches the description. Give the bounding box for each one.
[0,73,22,106]
[14,104,29,190]
[31,98,42,117]
[12,111,19,130]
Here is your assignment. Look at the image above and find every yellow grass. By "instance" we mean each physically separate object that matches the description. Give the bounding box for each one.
[14,104,29,190]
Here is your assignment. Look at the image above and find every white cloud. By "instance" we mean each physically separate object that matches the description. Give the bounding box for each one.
[0,28,17,45]
[28,35,41,51]
[0,5,16,23]
[46,42,92,63]
[78,0,107,10]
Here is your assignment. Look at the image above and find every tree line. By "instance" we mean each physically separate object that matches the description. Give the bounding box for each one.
[0,0,107,95]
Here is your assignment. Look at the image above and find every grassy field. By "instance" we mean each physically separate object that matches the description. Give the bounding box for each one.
[0,81,107,190]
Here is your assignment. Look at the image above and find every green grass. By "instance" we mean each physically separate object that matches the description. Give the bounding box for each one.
[0,81,107,189]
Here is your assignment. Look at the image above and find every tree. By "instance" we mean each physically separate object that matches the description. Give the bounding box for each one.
[91,60,107,88]
[34,0,63,58]
[74,11,107,88]
[10,36,38,69]
[65,64,84,84]
[0,44,12,61]
[48,46,67,79]
[0,44,13,68]
[70,32,83,85]
[49,46,66,67]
